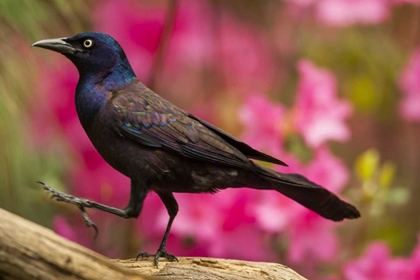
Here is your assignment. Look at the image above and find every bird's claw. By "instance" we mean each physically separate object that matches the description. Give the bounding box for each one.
[38,181,99,238]
[78,206,99,238]
[136,248,178,268]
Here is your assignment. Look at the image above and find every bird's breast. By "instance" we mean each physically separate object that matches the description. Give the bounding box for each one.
[75,85,110,131]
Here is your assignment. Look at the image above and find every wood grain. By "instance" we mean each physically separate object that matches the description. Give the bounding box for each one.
[0,208,306,280]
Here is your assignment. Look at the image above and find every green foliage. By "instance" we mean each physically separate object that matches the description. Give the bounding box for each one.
[355,149,407,218]
[0,0,90,226]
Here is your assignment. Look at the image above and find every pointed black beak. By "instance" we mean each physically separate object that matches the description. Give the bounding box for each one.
[32,37,77,54]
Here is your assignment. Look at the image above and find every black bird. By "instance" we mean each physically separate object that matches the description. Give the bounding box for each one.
[32,32,360,266]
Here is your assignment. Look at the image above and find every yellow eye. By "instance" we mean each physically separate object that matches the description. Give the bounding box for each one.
[83,39,94,48]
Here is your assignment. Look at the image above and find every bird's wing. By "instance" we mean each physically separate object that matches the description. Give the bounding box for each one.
[110,84,285,168]
[188,115,287,166]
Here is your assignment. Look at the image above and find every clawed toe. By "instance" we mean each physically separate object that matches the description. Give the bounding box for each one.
[78,206,99,238]
[136,249,178,268]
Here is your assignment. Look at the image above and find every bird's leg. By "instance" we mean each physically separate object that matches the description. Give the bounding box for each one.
[137,192,178,267]
[38,180,147,237]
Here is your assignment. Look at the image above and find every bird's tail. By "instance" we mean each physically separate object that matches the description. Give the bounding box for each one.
[254,165,360,221]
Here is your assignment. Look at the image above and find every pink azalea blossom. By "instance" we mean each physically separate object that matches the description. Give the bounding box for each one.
[305,146,349,193]
[316,0,389,27]
[294,60,352,148]
[287,211,338,263]
[343,242,417,280]
[210,224,275,261]
[286,0,316,7]
[216,15,276,93]
[54,216,79,244]
[287,0,390,26]
[30,64,78,147]
[410,235,420,278]
[239,94,286,157]
[159,193,225,243]
[393,0,420,4]
[164,1,214,68]
[399,49,420,122]
[252,191,301,233]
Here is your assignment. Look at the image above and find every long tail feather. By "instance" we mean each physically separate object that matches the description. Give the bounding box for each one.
[256,166,360,221]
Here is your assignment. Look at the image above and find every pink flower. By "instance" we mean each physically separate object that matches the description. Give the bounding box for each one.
[393,0,420,4]
[411,235,420,278]
[252,191,302,233]
[316,0,389,27]
[305,146,349,193]
[29,64,78,147]
[399,49,420,122]
[287,0,391,26]
[286,0,316,7]
[210,224,275,261]
[160,193,225,243]
[54,216,79,243]
[344,242,416,280]
[216,15,276,93]
[294,60,352,148]
[239,94,286,157]
[69,157,130,204]
[287,211,338,263]
[164,1,214,68]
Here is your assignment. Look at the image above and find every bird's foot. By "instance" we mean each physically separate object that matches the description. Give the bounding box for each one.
[38,181,99,238]
[136,248,178,268]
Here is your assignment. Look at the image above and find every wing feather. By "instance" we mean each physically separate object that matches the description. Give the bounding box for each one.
[111,82,286,169]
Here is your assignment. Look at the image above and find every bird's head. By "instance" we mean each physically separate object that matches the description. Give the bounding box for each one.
[33,32,135,84]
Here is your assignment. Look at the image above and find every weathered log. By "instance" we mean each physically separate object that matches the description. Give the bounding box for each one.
[115,258,307,280]
[0,208,306,280]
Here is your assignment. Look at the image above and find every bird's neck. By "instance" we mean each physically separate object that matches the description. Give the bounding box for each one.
[75,59,136,130]
[77,58,136,90]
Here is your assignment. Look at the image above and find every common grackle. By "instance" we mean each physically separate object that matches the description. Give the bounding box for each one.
[33,32,360,267]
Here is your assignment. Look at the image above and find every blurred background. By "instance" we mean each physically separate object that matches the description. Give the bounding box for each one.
[1,0,420,279]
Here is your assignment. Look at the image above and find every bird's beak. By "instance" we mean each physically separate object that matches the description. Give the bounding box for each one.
[32,37,77,54]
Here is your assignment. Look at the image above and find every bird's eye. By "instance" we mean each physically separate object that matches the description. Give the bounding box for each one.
[83,39,94,48]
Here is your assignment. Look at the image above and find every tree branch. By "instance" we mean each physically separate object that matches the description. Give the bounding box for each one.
[0,208,306,280]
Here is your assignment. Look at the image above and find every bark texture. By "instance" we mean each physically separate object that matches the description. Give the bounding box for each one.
[0,208,306,280]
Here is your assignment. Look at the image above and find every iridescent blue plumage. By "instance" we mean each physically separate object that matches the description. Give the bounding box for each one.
[33,32,360,267]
